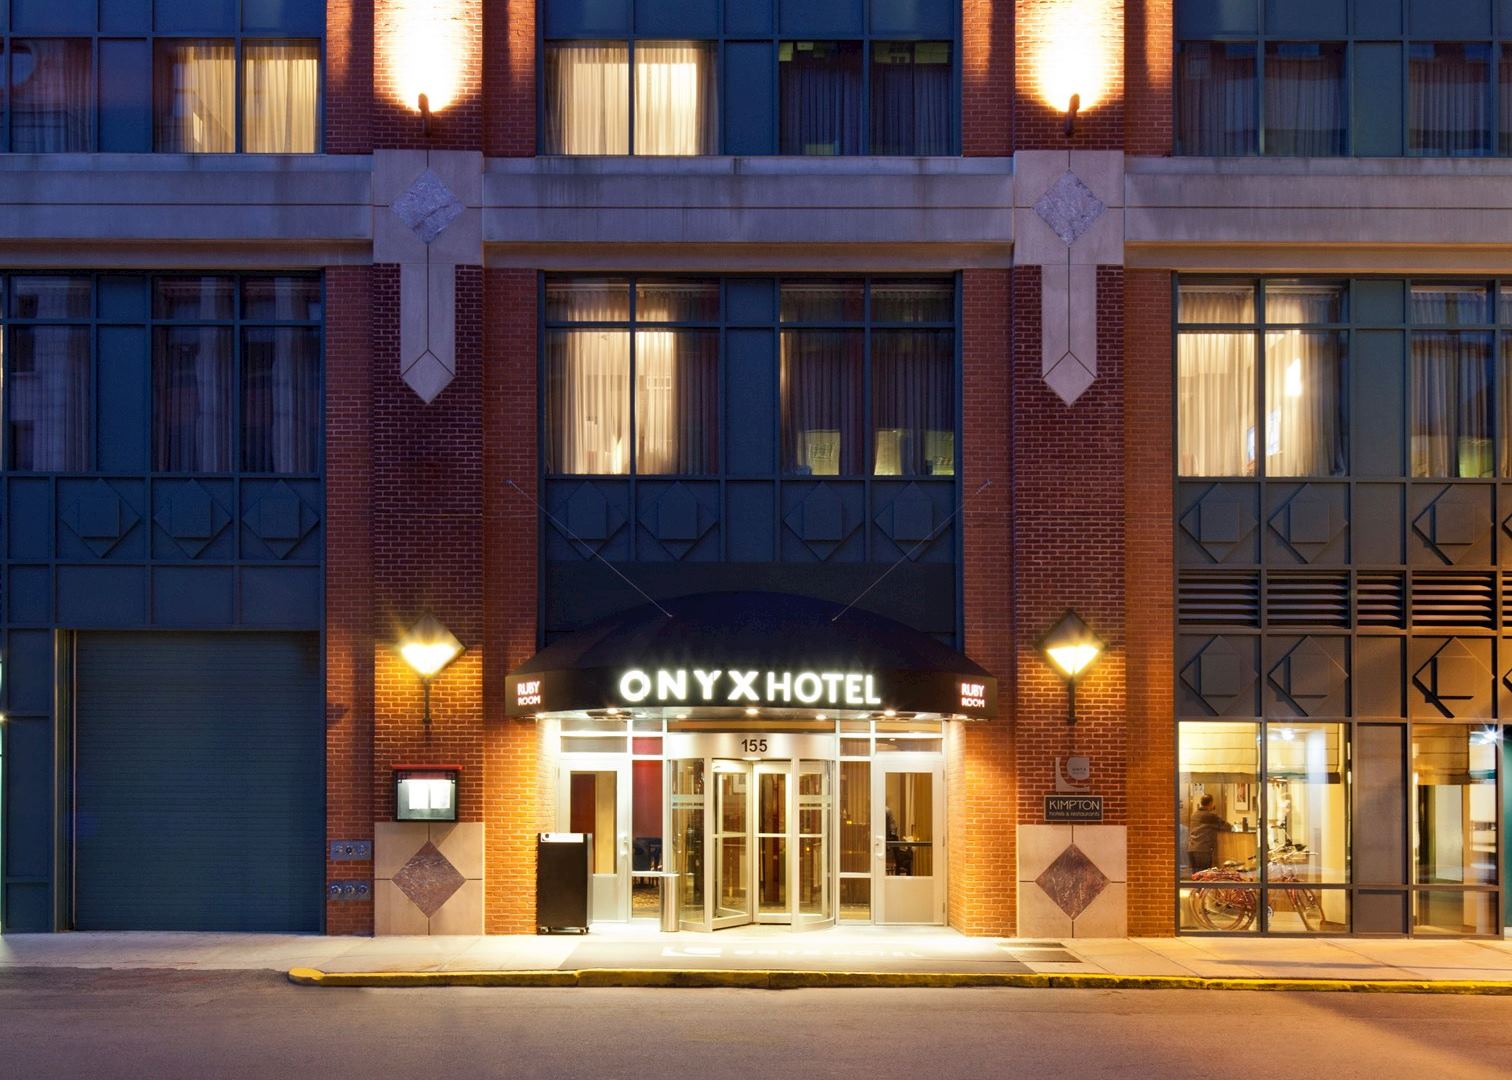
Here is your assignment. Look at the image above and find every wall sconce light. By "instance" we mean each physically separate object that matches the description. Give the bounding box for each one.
[1039,610,1104,724]
[418,92,431,137]
[1064,93,1080,137]
[399,615,465,727]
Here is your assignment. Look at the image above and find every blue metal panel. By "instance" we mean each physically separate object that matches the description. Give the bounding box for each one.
[242,0,326,33]
[725,328,775,475]
[72,632,323,931]
[6,630,54,713]
[7,479,51,560]
[154,0,236,33]
[1354,0,1401,36]
[98,276,147,321]
[726,482,775,560]
[55,479,146,562]
[152,567,235,625]
[10,0,93,32]
[7,566,52,625]
[722,42,776,154]
[58,567,146,626]
[1352,331,1405,478]
[238,566,321,626]
[544,0,631,36]
[1502,0,1512,35]
[726,278,775,323]
[726,0,773,35]
[239,479,322,561]
[3,717,54,930]
[100,0,152,32]
[1410,0,1490,37]
[1178,0,1258,36]
[778,0,863,37]
[870,0,954,37]
[96,327,147,474]
[97,40,152,154]
[636,0,717,36]
[1264,0,1345,36]
[151,479,236,561]
[1352,44,1403,156]
[1354,279,1405,324]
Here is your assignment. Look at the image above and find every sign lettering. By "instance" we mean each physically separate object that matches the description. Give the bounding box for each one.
[1044,795,1103,823]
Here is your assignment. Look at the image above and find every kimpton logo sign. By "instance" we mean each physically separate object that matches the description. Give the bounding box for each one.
[617,669,884,708]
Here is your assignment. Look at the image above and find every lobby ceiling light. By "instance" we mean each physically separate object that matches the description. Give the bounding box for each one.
[398,615,465,728]
[1039,610,1105,724]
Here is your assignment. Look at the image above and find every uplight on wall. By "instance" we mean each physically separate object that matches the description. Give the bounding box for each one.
[1032,0,1120,131]
[381,0,468,117]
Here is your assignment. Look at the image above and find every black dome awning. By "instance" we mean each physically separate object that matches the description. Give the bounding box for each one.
[506,591,997,719]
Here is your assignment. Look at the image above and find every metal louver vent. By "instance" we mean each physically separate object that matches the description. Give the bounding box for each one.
[1266,572,1349,628]
[1411,572,1496,629]
[1178,572,1259,627]
[1357,573,1405,628]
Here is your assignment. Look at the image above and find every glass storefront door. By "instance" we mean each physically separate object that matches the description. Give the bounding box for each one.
[712,761,752,928]
[557,756,632,923]
[873,758,944,924]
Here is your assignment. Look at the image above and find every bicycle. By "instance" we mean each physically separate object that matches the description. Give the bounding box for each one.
[1188,851,1323,931]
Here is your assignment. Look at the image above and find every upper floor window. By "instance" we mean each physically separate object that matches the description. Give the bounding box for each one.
[544,40,718,155]
[154,39,320,153]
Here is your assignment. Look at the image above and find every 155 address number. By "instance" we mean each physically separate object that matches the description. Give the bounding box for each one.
[740,738,769,754]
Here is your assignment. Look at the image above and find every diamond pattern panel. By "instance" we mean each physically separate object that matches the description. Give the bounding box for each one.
[61,481,139,557]
[391,169,463,245]
[1035,844,1109,920]
[154,481,231,558]
[1033,171,1106,245]
[391,841,465,918]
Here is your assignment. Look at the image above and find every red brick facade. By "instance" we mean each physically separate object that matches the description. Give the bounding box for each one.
[961,0,1015,157]
[1014,0,1126,151]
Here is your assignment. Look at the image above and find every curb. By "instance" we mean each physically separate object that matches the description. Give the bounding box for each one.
[286,967,1512,995]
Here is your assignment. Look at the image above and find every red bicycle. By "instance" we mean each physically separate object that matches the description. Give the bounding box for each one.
[1188,852,1322,931]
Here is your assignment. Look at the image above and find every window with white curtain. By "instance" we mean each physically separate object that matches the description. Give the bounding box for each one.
[1177,42,1257,155]
[1264,43,1345,157]
[155,38,320,153]
[243,39,321,153]
[155,40,236,152]
[10,39,92,152]
[1411,284,1494,478]
[1409,44,1491,156]
[545,40,717,155]
[5,276,91,471]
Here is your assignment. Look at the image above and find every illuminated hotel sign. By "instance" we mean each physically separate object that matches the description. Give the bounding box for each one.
[616,669,883,707]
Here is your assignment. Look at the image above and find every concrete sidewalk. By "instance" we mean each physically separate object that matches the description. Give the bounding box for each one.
[6,925,1512,986]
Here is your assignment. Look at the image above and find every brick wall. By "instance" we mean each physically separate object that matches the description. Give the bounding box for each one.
[952,268,1017,935]
[1014,0,1126,151]
[325,266,375,933]
[962,0,1014,156]
[485,0,537,156]
[1125,0,1174,156]
[326,0,374,153]
[372,0,485,150]
[483,268,543,932]
[1123,269,1176,935]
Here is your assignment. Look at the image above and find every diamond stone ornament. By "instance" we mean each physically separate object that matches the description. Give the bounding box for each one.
[1035,843,1109,920]
[392,841,466,918]
[1034,171,1106,245]
[391,169,464,244]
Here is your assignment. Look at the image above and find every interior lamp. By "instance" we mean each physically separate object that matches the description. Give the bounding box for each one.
[1039,610,1105,724]
[399,615,465,727]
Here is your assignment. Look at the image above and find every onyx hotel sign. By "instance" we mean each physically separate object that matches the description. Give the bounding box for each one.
[506,666,997,718]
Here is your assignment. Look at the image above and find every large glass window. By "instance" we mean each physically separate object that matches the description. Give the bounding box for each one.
[1177,42,1256,155]
[544,41,717,155]
[1409,44,1491,157]
[1412,726,1499,935]
[1263,43,1345,157]
[5,276,91,471]
[10,39,91,152]
[780,42,863,155]
[869,42,953,155]
[242,40,321,154]
[1411,284,1494,478]
[155,39,320,153]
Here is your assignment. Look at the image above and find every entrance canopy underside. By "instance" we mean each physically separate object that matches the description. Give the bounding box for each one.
[507,591,997,721]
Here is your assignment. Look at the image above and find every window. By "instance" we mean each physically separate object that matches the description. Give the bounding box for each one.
[544,41,717,155]
[152,275,322,474]
[10,39,92,152]
[1178,281,1348,478]
[5,276,90,471]
[1264,43,1345,157]
[870,43,953,156]
[155,39,320,153]
[1409,44,1491,157]
[1178,42,1257,155]
[545,278,719,475]
[1412,726,1500,935]
[1411,284,1493,478]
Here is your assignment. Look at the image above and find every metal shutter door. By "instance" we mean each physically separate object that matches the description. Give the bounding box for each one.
[73,632,323,931]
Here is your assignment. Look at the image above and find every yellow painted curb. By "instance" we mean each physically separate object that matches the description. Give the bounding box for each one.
[287,966,1512,995]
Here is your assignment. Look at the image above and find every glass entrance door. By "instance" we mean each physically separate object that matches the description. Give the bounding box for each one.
[712,760,753,928]
[873,758,945,924]
[559,756,632,923]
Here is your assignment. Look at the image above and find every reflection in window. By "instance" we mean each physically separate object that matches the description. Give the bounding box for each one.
[781,330,862,475]
[1414,726,1498,887]
[780,280,864,322]
[1177,42,1256,155]
[155,40,236,152]
[635,42,717,155]
[1263,330,1345,476]
[635,329,718,473]
[154,326,233,471]
[1266,725,1348,932]
[242,327,320,473]
[1178,330,1254,476]
[1411,331,1493,478]
[1411,283,1490,325]
[1409,44,1491,157]
[779,42,862,156]
[870,42,952,155]
[883,771,932,877]
[243,40,320,153]
[10,39,91,152]
[872,330,954,476]
[1264,43,1345,156]
[6,326,89,471]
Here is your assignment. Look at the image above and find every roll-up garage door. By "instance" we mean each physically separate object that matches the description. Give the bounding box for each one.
[73,632,323,931]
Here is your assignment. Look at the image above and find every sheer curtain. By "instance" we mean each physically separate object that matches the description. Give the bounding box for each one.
[1409,44,1490,156]
[1501,56,1512,155]
[1178,42,1256,154]
[635,330,718,473]
[154,327,233,471]
[548,333,630,474]
[242,327,320,473]
[780,42,862,155]
[7,327,89,471]
[870,42,953,155]
[156,40,236,152]
[634,42,717,155]
[1179,332,1255,476]
[1264,330,1345,476]
[872,330,954,476]
[1264,43,1344,156]
[545,42,629,154]
[780,330,863,475]
[1412,333,1493,477]
[243,40,320,153]
[10,39,91,152]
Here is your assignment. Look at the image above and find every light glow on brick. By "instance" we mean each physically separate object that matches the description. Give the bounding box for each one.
[384,0,468,113]
[1033,0,1119,114]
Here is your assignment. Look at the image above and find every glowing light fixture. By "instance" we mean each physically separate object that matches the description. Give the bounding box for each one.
[1039,610,1105,724]
[384,0,467,116]
[1033,0,1119,121]
[398,615,465,727]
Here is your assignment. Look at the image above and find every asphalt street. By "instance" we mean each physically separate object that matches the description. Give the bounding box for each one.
[2,968,1510,1079]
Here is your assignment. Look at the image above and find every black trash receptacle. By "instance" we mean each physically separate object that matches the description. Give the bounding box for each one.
[537,832,592,933]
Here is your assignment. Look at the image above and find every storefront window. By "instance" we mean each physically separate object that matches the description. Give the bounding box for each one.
[1414,725,1498,887]
[1180,722,1259,931]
